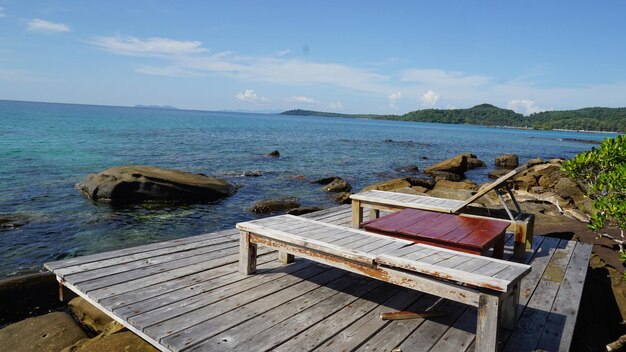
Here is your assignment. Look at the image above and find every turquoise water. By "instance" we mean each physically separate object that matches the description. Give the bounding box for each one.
[0,100,616,277]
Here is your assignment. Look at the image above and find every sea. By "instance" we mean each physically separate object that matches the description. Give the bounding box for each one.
[0,100,618,278]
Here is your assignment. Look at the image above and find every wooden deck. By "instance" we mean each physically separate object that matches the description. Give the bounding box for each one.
[45,205,592,352]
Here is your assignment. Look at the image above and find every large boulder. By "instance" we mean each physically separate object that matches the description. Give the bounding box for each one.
[406,177,436,190]
[460,153,486,169]
[495,154,519,168]
[424,154,468,176]
[250,198,300,214]
[435,180,479,191]
[0,312,87,352]
[429,171,463,182]
[69,297,113,334]
[78,166,236,204]
[286,207,324,216]
[0,272,62,326]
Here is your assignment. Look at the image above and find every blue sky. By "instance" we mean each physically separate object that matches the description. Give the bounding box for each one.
[1,1,625,115]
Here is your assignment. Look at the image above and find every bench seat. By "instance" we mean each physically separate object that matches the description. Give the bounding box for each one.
[236,215,531,351]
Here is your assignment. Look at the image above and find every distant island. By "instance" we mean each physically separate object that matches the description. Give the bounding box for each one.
[282,104,626,132]
[134,104,178,110]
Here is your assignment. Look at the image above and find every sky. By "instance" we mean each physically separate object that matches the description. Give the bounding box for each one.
[1,1,625,115]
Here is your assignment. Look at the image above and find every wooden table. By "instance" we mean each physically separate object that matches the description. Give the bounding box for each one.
[362,208,510,258]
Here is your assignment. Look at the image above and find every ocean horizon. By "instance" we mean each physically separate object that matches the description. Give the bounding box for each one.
[0,99,618,278]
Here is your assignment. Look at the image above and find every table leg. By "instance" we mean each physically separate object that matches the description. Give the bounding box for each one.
[239,231,257,275]
[493,233,505,259]
[351,200,363,228]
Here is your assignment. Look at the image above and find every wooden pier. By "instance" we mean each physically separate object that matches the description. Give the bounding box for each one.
[45,205,592,352]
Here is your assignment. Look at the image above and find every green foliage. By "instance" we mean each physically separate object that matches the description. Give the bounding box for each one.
[282,105,626,132]
[562,135,626,239]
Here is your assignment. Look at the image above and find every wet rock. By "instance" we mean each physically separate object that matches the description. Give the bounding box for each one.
[523,158,544,168]
[0,312,87,352]
[0,214,29,229]
[69,297,113,334]
[242,170,262,177]
[429,171,463,182]
[495,154,519,168]
[311,176,340,185]
[266,150,280,157]
[424,154,468,176]
[250,198,300,214]
[335,192,352,204]
[394,164,419,174]
[61,331,158,352]
[323,178,352,193]
[394,187,428,196]
[286,207,324,216]
[78,165,236,204]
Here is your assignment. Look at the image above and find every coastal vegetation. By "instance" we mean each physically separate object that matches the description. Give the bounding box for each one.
[282,104,626,132]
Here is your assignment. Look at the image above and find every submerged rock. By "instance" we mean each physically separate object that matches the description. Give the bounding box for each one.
[77,165,236,204]
[250,198,300,214]
[394,164,420,174]
[323,178,352,193]
[287,207,324,216]
[266,150,280,157]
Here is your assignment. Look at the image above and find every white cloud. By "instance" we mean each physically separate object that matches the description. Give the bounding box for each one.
[388,91,402,109]
[420,90,440,107]
[328,102,343,110]
[236,89,267,103]
[288,96,319,104]
[507,99,545,115]
[274,49,291,57]
[402,69,491,88]
[26,18,70,33]
[89,36,207,56]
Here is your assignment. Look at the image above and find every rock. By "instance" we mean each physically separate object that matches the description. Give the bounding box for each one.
[323,178,352,193]
[286,207,324,216]
[427,187,475,201]
[393,187,428,196]
[363,178,412,192]
[61,331,158,352]
[406,177,436,190]
[488,169,510,179]
[523,158,544,168]
[554,178,585,202]
[394,165,419,174]
[266,150,280,157]
[424,154,468,175]
[460,153,486,169]
[562,208,591,223]
[335,192,352,204]
[242,170,262,177]
[532,164,564,188]
[495,154,519,168]
[420,156,429,160]
[250,198,300,214]
[69,297,113,334]
[0,312,87,352]
[0,272,62,326]
[311,176,339,185]
[0,214,29,229]
[435,180,478,191]
[78,166,236,204]
[429,171,462,182]
[548,158,565,165]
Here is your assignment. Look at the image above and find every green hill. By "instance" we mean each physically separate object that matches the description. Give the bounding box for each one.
[281,105,626,132]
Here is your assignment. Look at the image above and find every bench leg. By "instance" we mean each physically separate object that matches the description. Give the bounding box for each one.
[239,231,257,275]
[493,234,505,259]
[500,282,521,330]
[476,293,500,352]
[278,251,295,264]
[513,214,535,259]
[351,200,363,228]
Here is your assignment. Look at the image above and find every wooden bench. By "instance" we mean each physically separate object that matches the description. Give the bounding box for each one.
[351,166,535,259]
[362,208,510,258]
[237,215,531,351]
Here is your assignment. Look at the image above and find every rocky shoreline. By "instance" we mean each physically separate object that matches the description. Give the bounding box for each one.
[1,152,625,350]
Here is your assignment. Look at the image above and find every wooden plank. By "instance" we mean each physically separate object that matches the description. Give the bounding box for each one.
[535,242,593,352]
[502,239,577,352]
[354,294,442,352]
[428,303,477,352]
[134,264,336,333]
[206,279,392,352]
[86,247,276,302]
[313,288,428,352]
[159,267,349,351]
[44,229,237,270]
